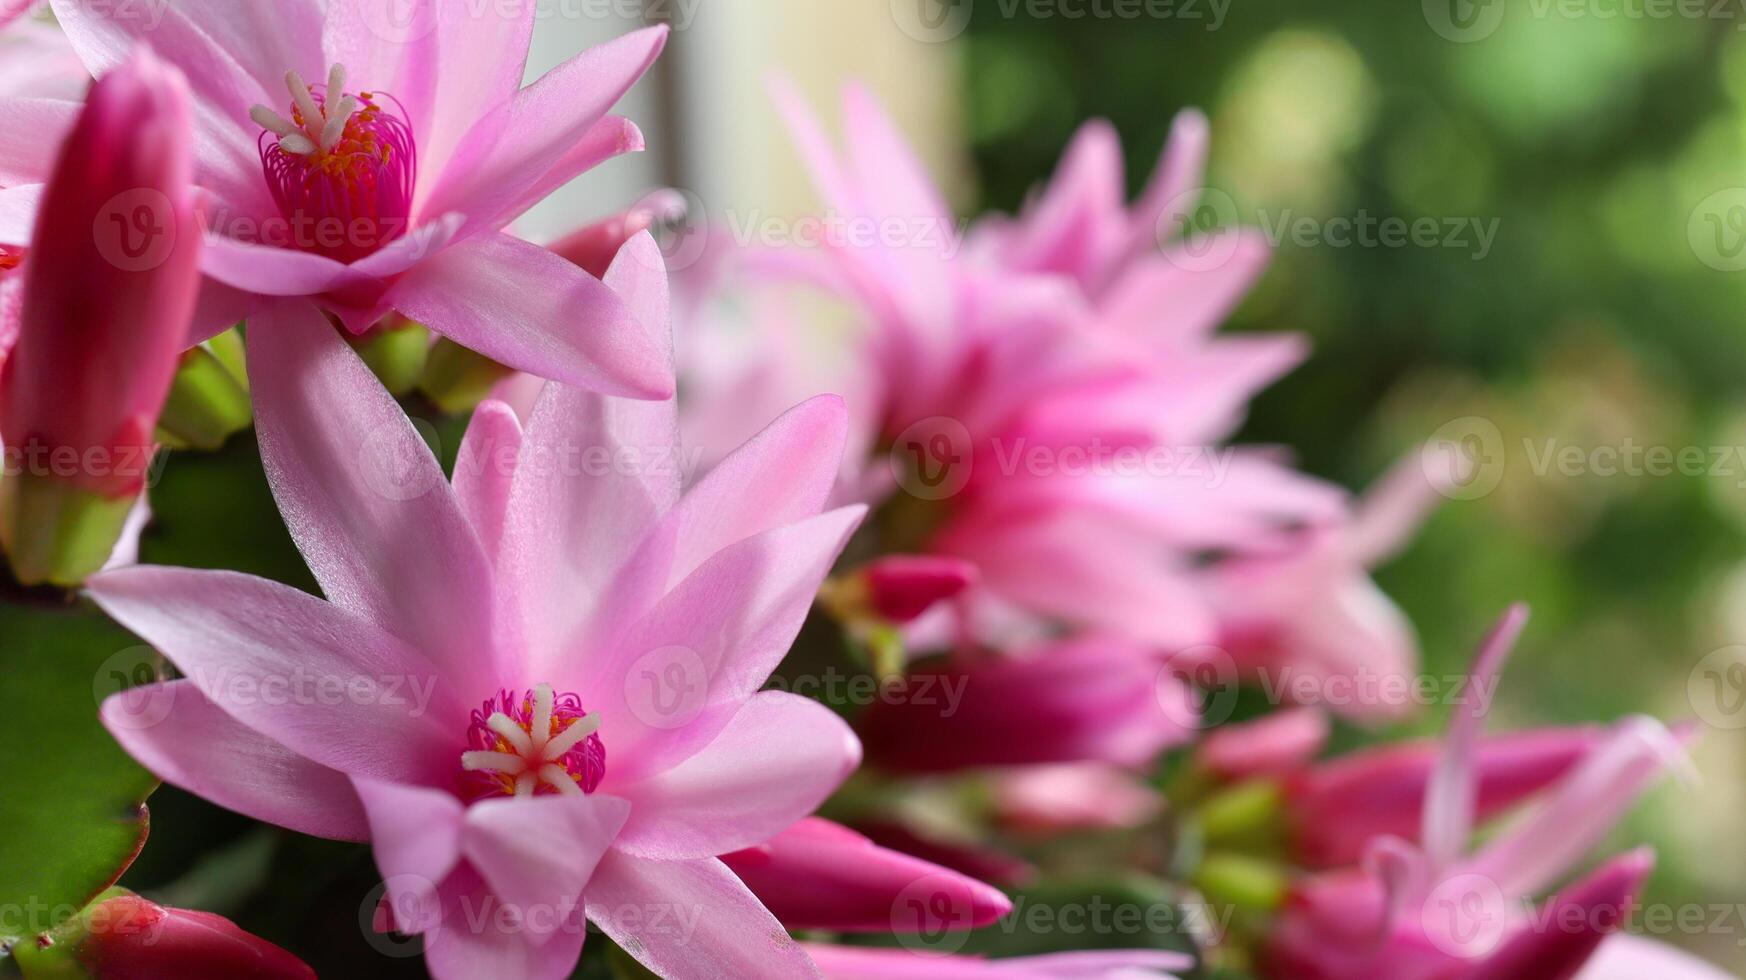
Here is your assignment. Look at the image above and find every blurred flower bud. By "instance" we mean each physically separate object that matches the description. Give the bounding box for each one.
[11,890,313,980]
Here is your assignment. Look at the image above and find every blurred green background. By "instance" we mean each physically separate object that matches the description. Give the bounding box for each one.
[961,0,1746,969]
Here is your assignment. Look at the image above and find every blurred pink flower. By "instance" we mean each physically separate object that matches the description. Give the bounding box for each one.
[1262,606,1696,980]
[0,11,86,102]
[991,762,1164,834]
[682,84,1345,651]
[0,1,672,396]
[803,945,1192,979]
[1196,707,1329,782]
[856,634,1195,773]
[720,817,1011,933]
[92,236,865,980]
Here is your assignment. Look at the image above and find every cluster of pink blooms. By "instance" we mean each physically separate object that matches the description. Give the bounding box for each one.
[0,2,1726,979]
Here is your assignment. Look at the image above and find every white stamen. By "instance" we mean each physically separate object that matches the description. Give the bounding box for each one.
[284,70,322,132]
[486,713,534,755]
[461,751,526,775]
[319,96,358,152]
[513,772,536,798]
[542,713,600,761]
[249,105,298,137]
[278,133,317,156]
[529,684,555,753]
[540,764,584,796]
[326,63,347,101]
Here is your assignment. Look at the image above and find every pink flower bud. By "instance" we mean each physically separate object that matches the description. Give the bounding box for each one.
[858,554,978,623]
[721,817,1011,933]
[1197,707,1330,782]
[0,49,200,500]
[62,894,314,980]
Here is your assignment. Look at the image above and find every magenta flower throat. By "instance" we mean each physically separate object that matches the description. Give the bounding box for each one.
[251,64,415,264]
[459,683,606,802]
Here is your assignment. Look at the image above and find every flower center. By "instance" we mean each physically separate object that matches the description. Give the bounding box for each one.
[459,683,605,802]
[250,64,415,264]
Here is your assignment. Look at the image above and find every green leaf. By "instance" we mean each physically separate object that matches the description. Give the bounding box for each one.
[0,598,158,962]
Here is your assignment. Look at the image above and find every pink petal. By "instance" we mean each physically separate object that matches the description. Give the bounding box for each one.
[1003,118,1127,283]
[353,777,465,935]
[1461,717,1693,898]
[658,394,850,589]
[48,0,279,217]
[495,116,645,230]
[1470,849,1653,980]
[462,794,630,939]
[584,507,866,785]
[421,26,667,232]
[585,852,822,979]
[453,399,523,565]
[422,865,586,980]
[1423,605,1529,869]
[611,692,861,860]
[100,680,368,841]
[1100,230,1271,346]
[386,232,673,397]
[802,944,1193,979]
[87,566,459,786]
[247,305,500,694]
[497,235,680,676]
[1576,935,1736,980]
[1127,107,1210,261]
[187,277,258,346]
[0,97,78,185]
[0,183,42,243]
[201,233,361,296]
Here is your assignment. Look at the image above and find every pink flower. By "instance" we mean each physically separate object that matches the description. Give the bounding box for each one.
[0,11,86,102]
[1,1,673,397]
[802,945,1192,979]
[0,50,200,585]
[720,817,1011,933]
[682,84,1342,651]
[1262,606,1696,980]
[92,235,866,979]
[855,634,1195,773]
